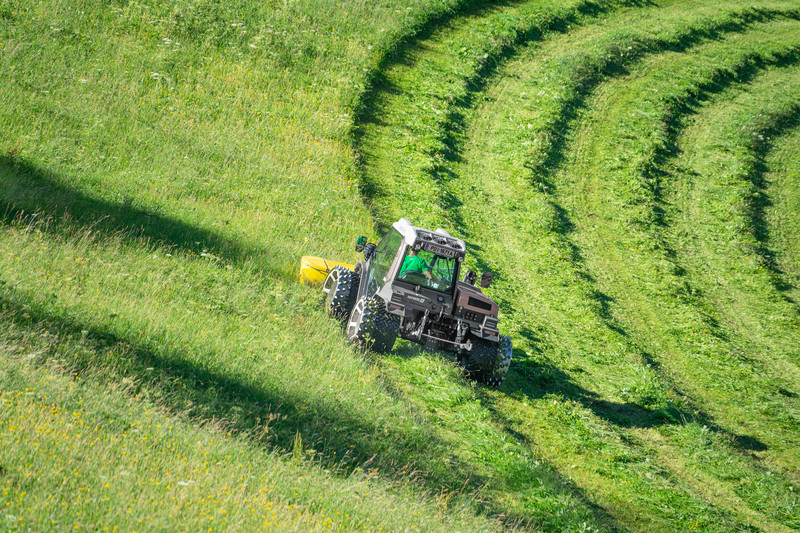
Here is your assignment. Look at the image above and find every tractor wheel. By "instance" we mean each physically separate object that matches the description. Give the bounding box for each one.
[463,335,512,387]
[346,296,398,353]
[322,266,360,322]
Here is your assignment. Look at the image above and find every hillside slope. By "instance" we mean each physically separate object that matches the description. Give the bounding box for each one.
[2,0,799,531]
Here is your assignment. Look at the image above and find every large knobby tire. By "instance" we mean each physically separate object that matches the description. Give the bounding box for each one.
[463,335,512,387]
[346,296,398,353]
[322,266,360,322]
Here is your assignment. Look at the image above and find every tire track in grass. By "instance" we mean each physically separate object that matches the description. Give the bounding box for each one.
[537,18,800,521]
[354,1,800,532]
[437,3,800,530]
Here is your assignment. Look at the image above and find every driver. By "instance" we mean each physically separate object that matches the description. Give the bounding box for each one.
[399,248,439,283]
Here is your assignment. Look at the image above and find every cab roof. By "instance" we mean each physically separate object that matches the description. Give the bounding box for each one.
[392,218,466,256]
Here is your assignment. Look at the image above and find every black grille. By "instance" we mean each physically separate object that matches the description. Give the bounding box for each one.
[468,297,492,311]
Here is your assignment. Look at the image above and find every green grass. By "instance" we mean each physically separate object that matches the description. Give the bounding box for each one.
[356,0,800,529]
[765,121,800,306]
[3,0,800,530]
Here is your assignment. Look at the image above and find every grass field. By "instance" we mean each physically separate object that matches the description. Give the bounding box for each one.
[2,0,800,531]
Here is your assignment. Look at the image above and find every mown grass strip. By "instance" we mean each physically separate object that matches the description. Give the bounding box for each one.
[664,69,800,355]
[356,0,637,231]
[0,215,531,518]
[434,4,800,530]
[354,0,800,530]
[765,120,800,305]
[531,20,800,526]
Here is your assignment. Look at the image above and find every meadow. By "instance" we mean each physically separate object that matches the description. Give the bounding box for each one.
[1,0,799,531]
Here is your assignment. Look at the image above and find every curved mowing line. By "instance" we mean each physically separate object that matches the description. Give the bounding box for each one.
[435,4,800,334]
[422,2,800,415]
[352,1,800,528]
[663,97,800,323]
[355,0,637,231]
[547,51,800,530]
[545,18,800,480]
[661,66,800,373]
[644,57,800,356]
[765,117,800,305]
[439,11,800,531]
[523,7,800,198]
[740,105,800,304]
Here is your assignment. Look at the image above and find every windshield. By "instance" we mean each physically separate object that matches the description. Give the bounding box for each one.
[396,246,458,294]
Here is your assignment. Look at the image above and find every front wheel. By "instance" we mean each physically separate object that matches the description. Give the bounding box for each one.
[322,266,360,322]
[346,296,398,353]
[463,335,512,387]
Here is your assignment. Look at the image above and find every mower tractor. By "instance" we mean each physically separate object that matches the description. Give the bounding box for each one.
[301,218,511,387]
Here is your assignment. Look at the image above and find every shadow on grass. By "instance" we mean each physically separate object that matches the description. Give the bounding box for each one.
[489,25,800,447]
[743,105,800,306]
[352,0,649,233]
[352,0,526,234]
[0,155,283,278]
[526,7,800,204]
[378,344,622,532]
[0,287,494,499]
[498,346,767,453]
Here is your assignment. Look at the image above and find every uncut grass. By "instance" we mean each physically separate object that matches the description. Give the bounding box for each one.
[0,342,501,532]
[356,0,800,530]
[0,213,540,529]
[765,124,800,305]
[0,0,381,274]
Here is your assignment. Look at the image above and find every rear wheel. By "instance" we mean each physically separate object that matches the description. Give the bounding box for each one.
[347,296,398,353]
[322,266,360,322]
[463,335,512,387]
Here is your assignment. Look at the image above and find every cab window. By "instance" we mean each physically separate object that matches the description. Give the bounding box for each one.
[367,229,403,295]
[397,247,457,294]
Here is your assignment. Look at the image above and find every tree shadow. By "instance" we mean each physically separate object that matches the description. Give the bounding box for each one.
[0,155,283,278]
[0,287,499,501]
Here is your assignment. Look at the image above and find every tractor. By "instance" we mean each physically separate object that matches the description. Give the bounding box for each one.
[301,218,511,387]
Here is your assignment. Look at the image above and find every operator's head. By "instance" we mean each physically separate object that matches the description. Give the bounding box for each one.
[409,247,418,256]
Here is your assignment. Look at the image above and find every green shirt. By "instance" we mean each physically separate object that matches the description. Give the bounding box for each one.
[400,255,429,275]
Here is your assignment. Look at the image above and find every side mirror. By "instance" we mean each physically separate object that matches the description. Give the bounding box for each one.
[480,271,493,288]
[355,235,367,252]
[463,270,477,285]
